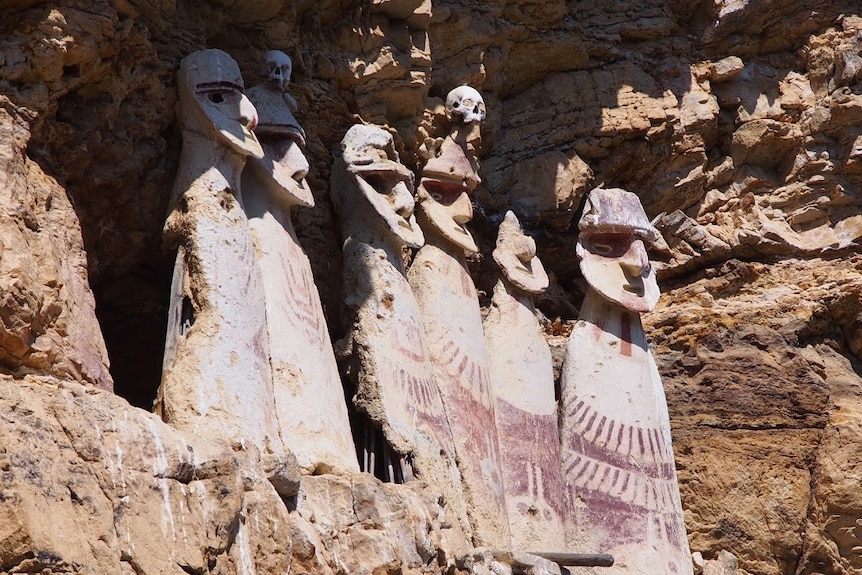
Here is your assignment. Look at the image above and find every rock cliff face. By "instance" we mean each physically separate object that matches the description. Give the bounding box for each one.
[1,1,861,575]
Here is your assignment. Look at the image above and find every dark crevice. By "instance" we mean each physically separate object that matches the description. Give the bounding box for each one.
[351,414,411,484]
[95,262,174,411]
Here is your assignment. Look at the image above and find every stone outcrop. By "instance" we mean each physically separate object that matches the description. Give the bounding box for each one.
[647,257,862,575]
[1,1,862,575]
[0,100,111,390]
[0,376,451,575]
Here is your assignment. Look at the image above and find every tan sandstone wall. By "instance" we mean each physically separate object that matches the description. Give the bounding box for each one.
[1,1,862,575]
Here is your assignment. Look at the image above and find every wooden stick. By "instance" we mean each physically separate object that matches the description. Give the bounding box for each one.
[527,552,614,567]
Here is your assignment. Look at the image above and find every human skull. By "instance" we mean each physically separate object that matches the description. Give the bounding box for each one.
[445,85,486,124]
[261,50,292,92]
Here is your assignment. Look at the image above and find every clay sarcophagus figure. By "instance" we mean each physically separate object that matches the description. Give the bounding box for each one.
[242,51,358,474]
[158,49,283,454]
[408,86,511,548]
[483,211,566,552]
[559,187,692,574]
[331,124,468,533]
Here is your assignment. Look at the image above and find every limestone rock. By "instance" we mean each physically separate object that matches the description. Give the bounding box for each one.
[0,100,111,389]
[0,375,247,574]
[482,150,592,230]
[298,474,446,575]
[0,375,456,575]
[693,550,739,575]
[708,57,745,82]
[646,257,862,574]
[2,2,862,575]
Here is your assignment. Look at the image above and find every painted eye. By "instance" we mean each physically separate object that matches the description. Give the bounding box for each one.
[593,243,613,255]
[208,92,225,103]
[431,193,443,201]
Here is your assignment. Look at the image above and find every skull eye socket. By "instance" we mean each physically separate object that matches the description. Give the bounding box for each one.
[452,101,460,108]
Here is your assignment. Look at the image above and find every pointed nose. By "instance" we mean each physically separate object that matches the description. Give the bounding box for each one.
[619,239,650,277]
[239,95,258,132]
[450,191,473,224]
[520,235,537,261]
[391,181,415,219]
[284,142,309,182]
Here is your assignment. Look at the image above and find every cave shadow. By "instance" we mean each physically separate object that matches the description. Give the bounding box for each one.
[2,0,185,409]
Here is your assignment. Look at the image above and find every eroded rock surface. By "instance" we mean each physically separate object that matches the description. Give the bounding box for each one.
[1,1,862,575]
[0,100,111,390]
[0,376,455,575]
[647,257,862,575]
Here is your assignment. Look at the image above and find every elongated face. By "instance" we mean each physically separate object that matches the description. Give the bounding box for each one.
[247,80,313,207]
[416,179,478,253]
[493,211,548,293]
[576,187,660,312]
[178,49,262,158]
[577,231,659,312]
[341,125,424,248]
[248,133,313,207]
